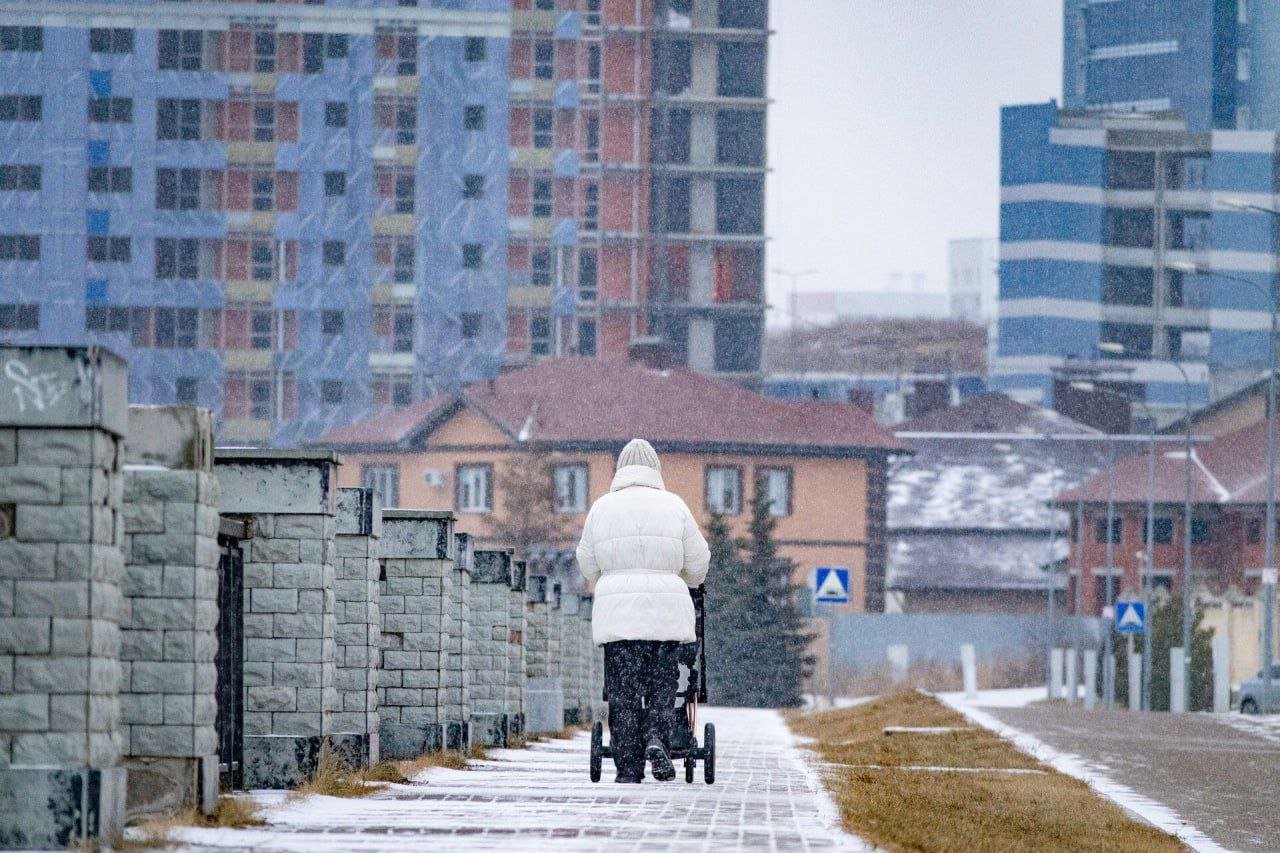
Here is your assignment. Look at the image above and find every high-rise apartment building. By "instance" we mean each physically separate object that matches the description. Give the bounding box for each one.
[0,2,510,445]
[503,0,769,377]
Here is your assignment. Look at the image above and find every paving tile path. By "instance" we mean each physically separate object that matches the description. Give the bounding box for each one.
[171,707,865,852]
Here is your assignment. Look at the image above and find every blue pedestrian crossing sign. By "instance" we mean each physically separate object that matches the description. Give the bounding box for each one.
[1115,600,1146,633]
[814,566,850,604]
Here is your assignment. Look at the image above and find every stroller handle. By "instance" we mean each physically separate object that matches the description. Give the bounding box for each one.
[692,584,708,703]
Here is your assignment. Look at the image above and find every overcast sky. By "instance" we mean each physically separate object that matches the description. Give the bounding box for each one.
[764,1,1063,323]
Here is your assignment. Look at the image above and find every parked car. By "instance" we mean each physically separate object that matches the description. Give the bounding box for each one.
[1238,664,1280,713]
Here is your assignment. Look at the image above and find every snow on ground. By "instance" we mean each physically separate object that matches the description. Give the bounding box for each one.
[1213,711,1280,746]
[940,693,1230,853]
[168,707,867,852]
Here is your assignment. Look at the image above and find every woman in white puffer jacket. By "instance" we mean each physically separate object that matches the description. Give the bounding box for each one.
[576,438,710,783]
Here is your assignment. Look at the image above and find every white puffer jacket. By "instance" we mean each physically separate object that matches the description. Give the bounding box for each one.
[576,465,711,645]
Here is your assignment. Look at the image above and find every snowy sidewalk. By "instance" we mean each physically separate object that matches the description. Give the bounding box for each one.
[171,707,864,851]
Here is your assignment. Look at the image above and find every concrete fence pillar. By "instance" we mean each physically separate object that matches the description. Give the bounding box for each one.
[524,575,563,734]
[446,532,471,752]
[214,448,340,788]
[469,547,512,747]
[0,345,128,847]
[1170,647,1187,713]
[332,487,381,767]
[119,406,220,818]
[561,593,584,726]
[578,595,597,723]
[507,560,527,738]
[378,510,456,757]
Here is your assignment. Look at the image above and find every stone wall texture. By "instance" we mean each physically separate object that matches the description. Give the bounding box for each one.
[333,488,380,765]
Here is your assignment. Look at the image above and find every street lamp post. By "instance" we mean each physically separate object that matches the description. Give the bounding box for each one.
[1171,256,1278,710]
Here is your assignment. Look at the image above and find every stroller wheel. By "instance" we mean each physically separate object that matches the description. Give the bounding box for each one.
[589,721,603,783]
[703,723,715,785]
[684,757,695,784]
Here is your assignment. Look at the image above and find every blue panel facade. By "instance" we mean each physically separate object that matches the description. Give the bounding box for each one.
[0,1,510,446]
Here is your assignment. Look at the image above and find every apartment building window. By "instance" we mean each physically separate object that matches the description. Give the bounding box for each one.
[324,171,346,196]
[585,0,601,25]
[250,378,273,420]
[715,178,763,234]
[155,168,198,209]
[461,312,482,340]
[1191,518,1213,544]
[321,310,345,337]
[554,464,589,513]
[85,306,129,333]
[88,166,132,195]
[362,465,401,508]
[714,316,760,373]
[157,98,201,140]
[155,238,200,280]
[0,26,42,52]
[394,174,414,213]
[717,41,765,98]
[1101,265,1153,307]
[323,241,345,266]
[1170,327,1211,361]
[719,0,766,29]
[88,97,132,124]
[375,97,416,144]
[87,236,131,263]
[582,183,599,231]
[531,249,553,287]
[158,30,204,70]
[756,467,793,517]
[530,313,551,355]
[0,235,39,261]
[0,96,41,122]
[253,103,275,142]
[465,37,486,62]
[456,464,493,514]
[578,251,597,301]
[251,241,275,281]
[0,165,40,191]
[534,0,555,9]
[252,173,274,211]
[1095,518,1122,544]
[464,105,486,131]
[393,312,414,352]
[706,466,743,515]
[716,110,765,166]
[254,31,276,72]
[250,309,274,349]
[462,244,483,269]
[587,43,601,80]
[1104,208,1154,248]
[534,39,554,80]
[175,377,198,406]
[577,319,596,356]
[463,174,485,199]
[0,304,38,331]
[325,101,348,128]
[90,28,133,54]
[532,109,553,148]
[1100,322,1153,359]
[584,114,600,162]
[371,376,413,407]
[532,179,553,217]
[1107,151,1155,191]
[398,33,417,75]
[157,308,198,349]
[1247,517,1263,545]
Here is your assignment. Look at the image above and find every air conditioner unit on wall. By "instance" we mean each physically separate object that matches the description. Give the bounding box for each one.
[423,469,445,487]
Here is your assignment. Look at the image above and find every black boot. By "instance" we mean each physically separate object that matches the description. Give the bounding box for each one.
[609,706,646,783]
[645,737,676,781]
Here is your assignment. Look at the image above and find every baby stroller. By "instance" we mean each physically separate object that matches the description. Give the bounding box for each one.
[589,585,716,784]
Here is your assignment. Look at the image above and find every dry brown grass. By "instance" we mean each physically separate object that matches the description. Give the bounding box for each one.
[398,749,469,778]
[115,796,265,849]
[289,750,375,800]
[791,691,1185,852]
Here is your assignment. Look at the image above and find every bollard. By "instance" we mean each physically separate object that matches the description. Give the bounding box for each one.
[1104,652,1116,709]
[1065,649,1077,704]
[1128,653,1142,711]
[1083,651,1097,710]
[1170,647,1187,713]
[1049,648,1064,700]
[1212,633,1230,713]
[886,644,909,684]
[960,643,977,700]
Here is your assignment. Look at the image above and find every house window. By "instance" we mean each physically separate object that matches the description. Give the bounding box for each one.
[175,377,198,405]
[461,312,482,340]
[88,97,132,124]
[554,464,589,513]
[464,105,486,131]
[1247,517,1263,546]
[90,28,133,54]
[530,313,551,355]
[158,30,203,70]
[706,466,743,515]
[362,464,401,508]
[463,174,485,199]
[323,241,345,266]
[87,236,131,263]
[157,98,201,140]
[532,179,553,217]
[321,380,345,404]
[321,310,344,336]
[154,168,196,208]
[324,171,346,196]
[756,467,793,517]
[534,39,554,80]
[533,109,553,148]
[0,235,40,261]
[465,37,486,62]
[0,165,40,192]
[0,26,42,52]
[1143,516,1174,545]
[457,464,493,513]
[325,101,348,128]
[1094,518,1122,544]
[577,319,597,356]
[462,244,483,268]
[1191,518,1213,544]
[0,95,41,122]
[531,249,553,287]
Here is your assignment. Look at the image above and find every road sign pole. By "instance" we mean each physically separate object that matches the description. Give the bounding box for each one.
[813,567,851,709]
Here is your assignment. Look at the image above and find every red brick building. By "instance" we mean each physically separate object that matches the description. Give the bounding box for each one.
[1060,420,1277,616]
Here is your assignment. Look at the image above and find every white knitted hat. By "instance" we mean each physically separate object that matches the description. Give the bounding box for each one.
[616,438,661,471]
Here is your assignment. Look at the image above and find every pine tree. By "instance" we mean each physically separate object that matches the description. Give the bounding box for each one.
[705,480,815,707]
[485,445,572,557]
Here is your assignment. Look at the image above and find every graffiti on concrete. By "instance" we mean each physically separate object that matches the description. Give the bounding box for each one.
[4,358,70,413]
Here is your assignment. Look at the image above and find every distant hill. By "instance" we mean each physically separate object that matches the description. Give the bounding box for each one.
[764,318,987,375]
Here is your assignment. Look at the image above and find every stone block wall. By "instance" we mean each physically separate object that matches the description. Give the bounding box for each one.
[119,406,220,818]
[215,449,340,789]
[0,345,129,847]
[333,488,381,767]
[378,510,455,758]
[506,560,526,737]
[444,532,470,751]
[468,549,511,747]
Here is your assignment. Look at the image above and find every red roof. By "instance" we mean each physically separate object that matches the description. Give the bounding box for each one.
[1059,419,1278,506]
[313,357,908,454]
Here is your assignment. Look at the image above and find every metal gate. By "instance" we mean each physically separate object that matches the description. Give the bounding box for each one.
[215,517,249,790]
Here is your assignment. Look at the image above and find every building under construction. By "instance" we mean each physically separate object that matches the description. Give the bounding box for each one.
[504,0,769,378]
